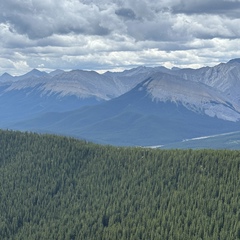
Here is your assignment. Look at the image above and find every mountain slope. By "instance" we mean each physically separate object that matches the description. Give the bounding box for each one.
[3,70,118,100]
[2,60,240,147]
[12,75,240,146]
[0,72,14,82]
[175,61,240,111]
[146,72,240,121]
[0,67,157,127]
[0,69,120,126]
[104,65,172,94]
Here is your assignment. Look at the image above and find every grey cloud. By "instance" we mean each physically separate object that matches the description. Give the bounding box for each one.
[120,0,158,21]
[1,0,240,75]
[122,10,191,43]
[194,30,238,40]
[172,0,240,17]
[115,8,136,20]
[126,20,177,42]
[0,0,112,39]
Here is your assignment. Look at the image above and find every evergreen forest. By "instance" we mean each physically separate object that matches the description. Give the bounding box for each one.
[0,129,240,239]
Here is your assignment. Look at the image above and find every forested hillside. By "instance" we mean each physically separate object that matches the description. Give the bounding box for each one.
[0,130,240,239]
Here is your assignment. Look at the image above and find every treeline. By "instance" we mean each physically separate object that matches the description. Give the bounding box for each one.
[0,129,240,239]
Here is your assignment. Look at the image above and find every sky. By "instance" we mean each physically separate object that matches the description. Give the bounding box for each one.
[0,0,240,75]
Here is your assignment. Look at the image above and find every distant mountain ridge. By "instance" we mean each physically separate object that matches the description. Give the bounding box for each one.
[0,72,14,82]
[145,73,240,121]
[1,59,240,147]
[13,74,240,146]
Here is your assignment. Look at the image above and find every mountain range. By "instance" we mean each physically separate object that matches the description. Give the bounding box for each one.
[1,58,240,148]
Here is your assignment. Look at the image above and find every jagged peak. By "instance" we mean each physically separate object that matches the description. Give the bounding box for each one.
[16,69,49,80]
[0,72,14,82]
[1,72,12,77]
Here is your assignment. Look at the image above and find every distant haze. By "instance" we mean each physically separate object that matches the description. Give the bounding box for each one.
[1,60,240,147]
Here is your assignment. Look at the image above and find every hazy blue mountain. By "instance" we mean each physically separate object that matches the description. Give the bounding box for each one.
[0,70,111,126]
[144,72,240,121]
[0,67,169,127]
[2,60,240,148]
[0,72,14,82]
[15,69,49,81]
[104,65,171,94]
[227,58,240,64]
[49,69,65,77]
[174,61,240,111]
[12,75,240,146]
[0,87,100,127]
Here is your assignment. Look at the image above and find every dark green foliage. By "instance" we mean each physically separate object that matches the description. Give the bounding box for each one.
[0,130,240,239]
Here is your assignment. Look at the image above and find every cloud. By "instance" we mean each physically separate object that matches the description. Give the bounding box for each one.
[0,0,113,39]
[0,0,240,75]
[115,8,136,20]
[171,0,240,17]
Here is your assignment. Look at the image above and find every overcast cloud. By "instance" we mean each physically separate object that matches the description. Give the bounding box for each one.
[0,0,240,75]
